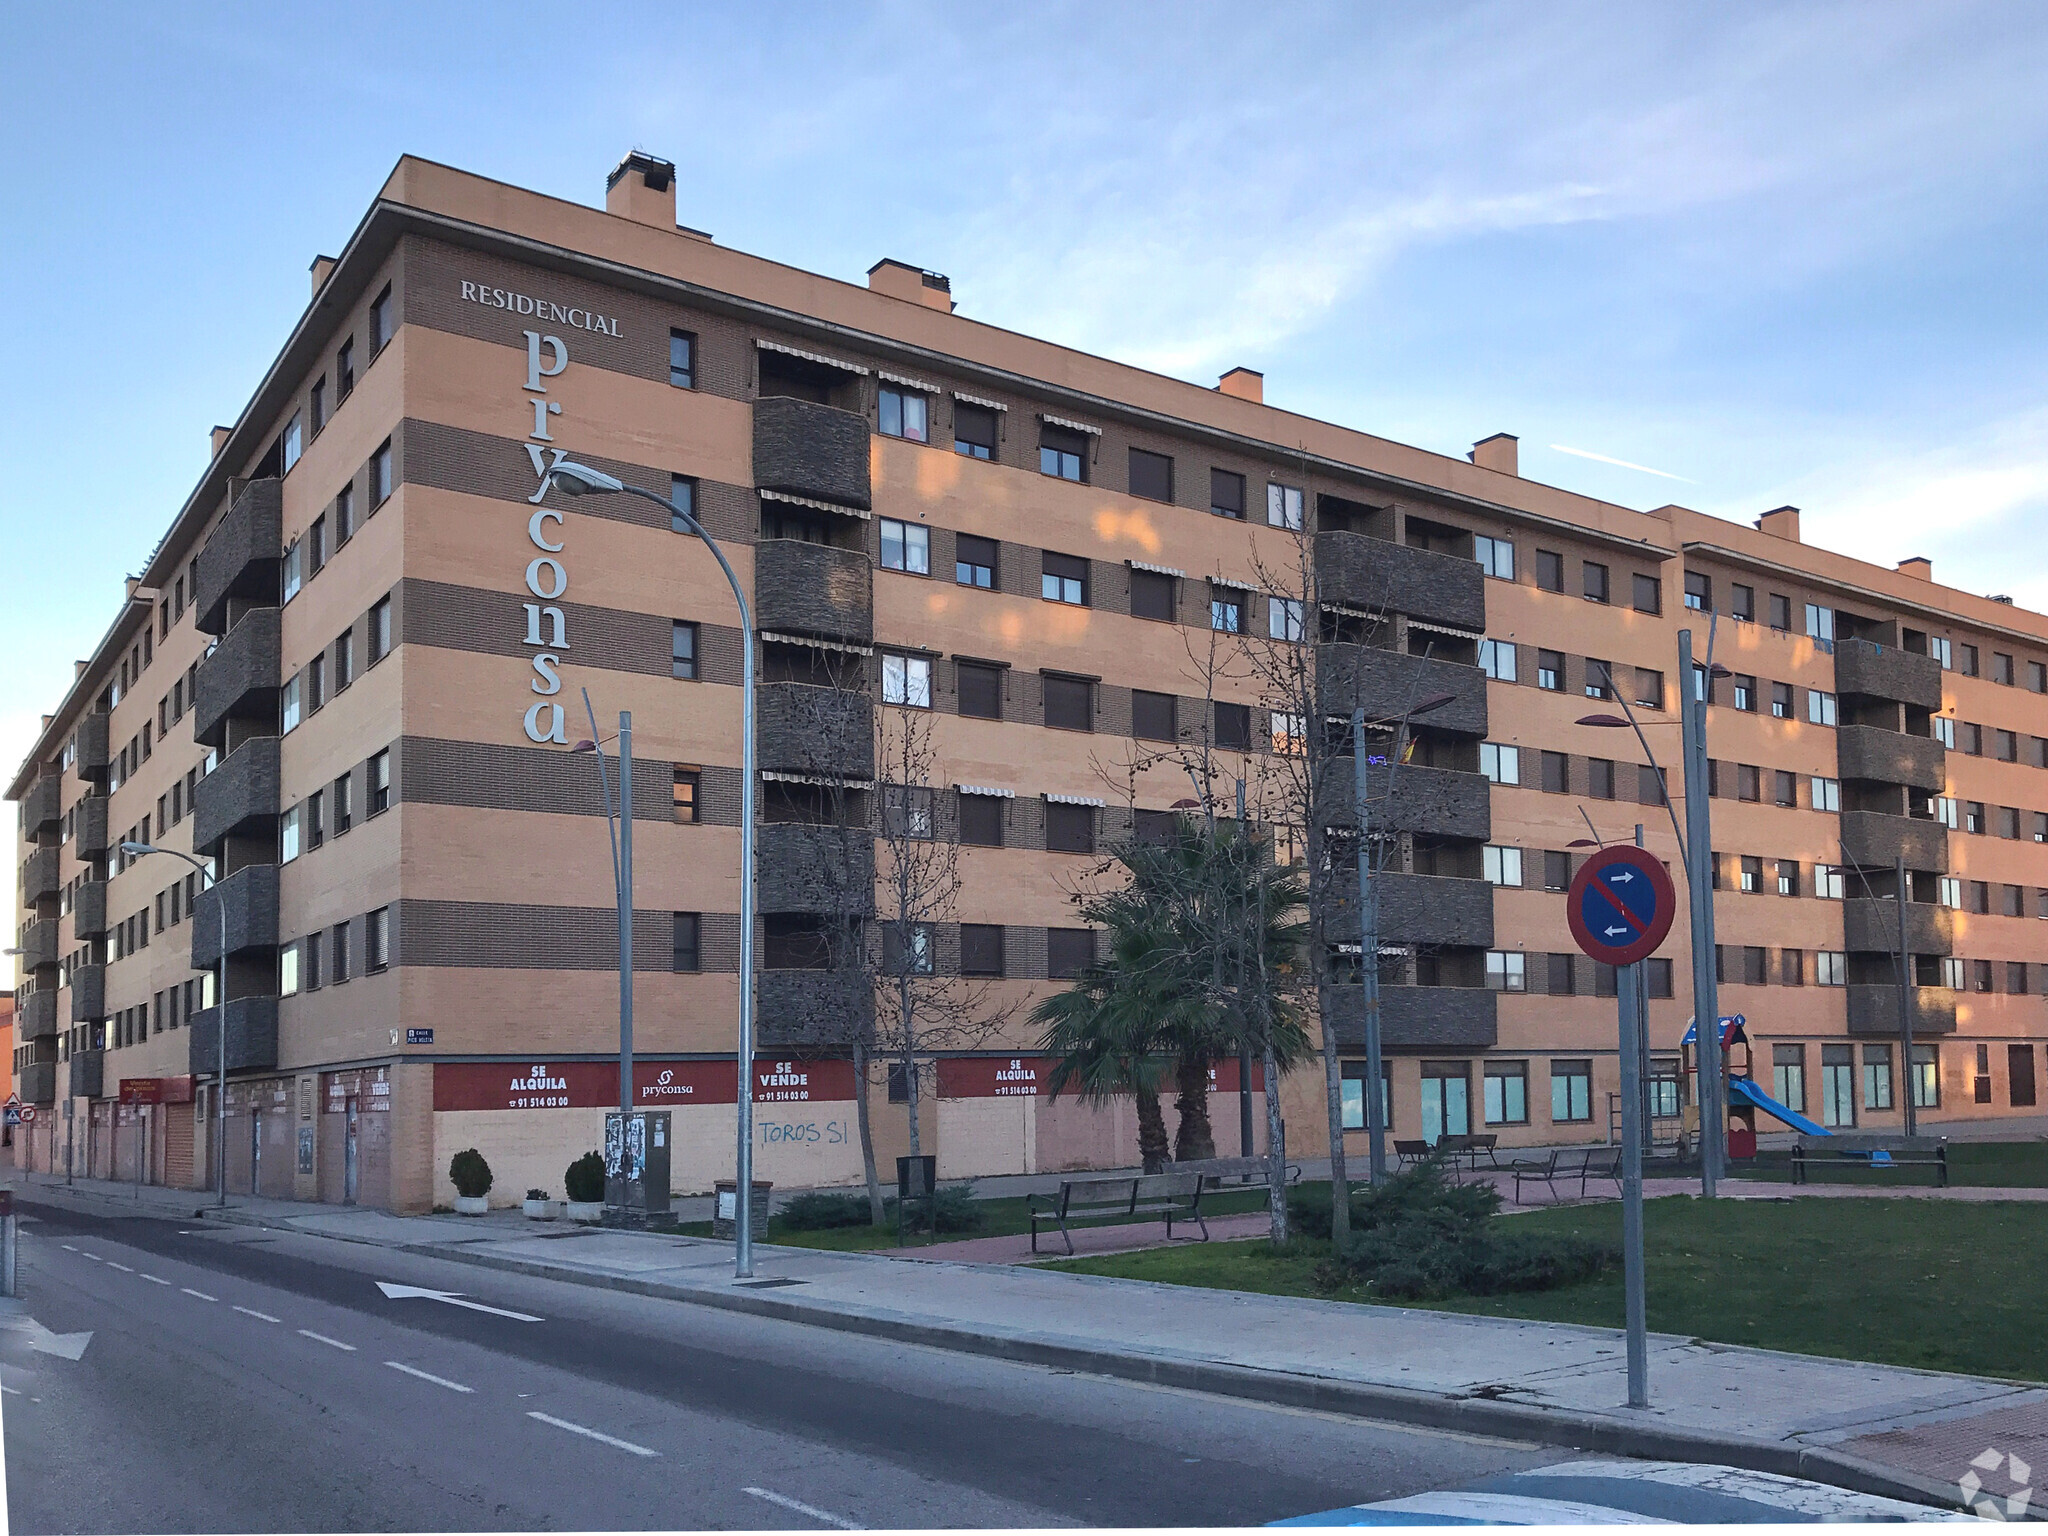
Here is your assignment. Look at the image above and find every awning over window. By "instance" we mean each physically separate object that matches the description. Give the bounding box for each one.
[1127,560,1186,577]
[760,488,871,520]
[1043,792,1106,807]
[755,338,869,375]
[760,630,873,657]
[760,769,873,789]
[955,784,1015,799]
[953,390,1008,412]
[1039,413,1101,437]
[877,369,942,394]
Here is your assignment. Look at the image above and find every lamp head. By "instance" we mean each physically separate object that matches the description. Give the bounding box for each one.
[1576,713,1631,728]
[548,461,626,497]
[1410,692,1457,717]
[120,840,155,856]
[1567,837,1602,848]
[570,740,597,754]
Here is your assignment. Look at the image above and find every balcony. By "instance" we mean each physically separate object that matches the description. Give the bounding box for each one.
[193,606,281,748]
[1317,644,1487,738]
[19,1061,55,1104]
[73,795,109,856]
[758,683,874,781]
[192,736,281,853]
[188,997,280,1075]
[21,847,59,905]
[72,879,107,940]
[1847,984,1957,1036]
[758,823,874,915]
[1328,873,1494,949]
[191,863,281,968]
[75,713,109,775]
[68,1049,104,1100]
[756,968,875,1050]
[1322,763,1492,844]
[194,478,283,636]
[69,964,105,1022]
[17,990,58,1041]
[22,775,60,834]
[753,397,872,510]
[1844,898,1953,956]
[17,916,57,970]
[754,540,874,644]
[1835,638,1942,712]
[1836,724,1943,793]
[1314,531,1487,633]
[1840,810,1948,873]
[1321,984,1499,1051]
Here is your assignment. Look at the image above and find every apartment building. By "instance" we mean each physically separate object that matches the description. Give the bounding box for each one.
[11,150,2047,1210]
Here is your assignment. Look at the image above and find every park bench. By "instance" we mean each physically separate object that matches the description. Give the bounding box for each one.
[1172,1155,1302,1188]
[1439,1133,1503,1172]
[1393,1139,1434,1169]
[1792,1134,1948,1187]
[1028,1172,1208,1255]
[1511,1146,1624,1204]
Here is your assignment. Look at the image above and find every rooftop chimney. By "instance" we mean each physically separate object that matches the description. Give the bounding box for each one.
[310,254,337,295]
[1756,505,1801,541]
[866,259,955,312]
[1897,557,1933,581]
[1217,367,1264,404]
[211,425,233,458]
[1469,433,1518,476]
[606,151,676,229]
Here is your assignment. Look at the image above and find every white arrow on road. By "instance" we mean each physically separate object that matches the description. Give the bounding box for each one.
[6,1317,94,1361]
[375,1282,542,1322]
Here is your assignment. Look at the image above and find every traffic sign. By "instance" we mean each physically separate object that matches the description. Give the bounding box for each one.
[19,1105,36,1125]
[1567,845,1677,967]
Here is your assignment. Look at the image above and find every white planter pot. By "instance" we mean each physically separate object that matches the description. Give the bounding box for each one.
[566,1200,605,1224]
[454,1195,490,1216]
[524,1198,557,1221]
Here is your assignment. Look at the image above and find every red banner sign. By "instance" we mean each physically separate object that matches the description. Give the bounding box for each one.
[938,1057,1050,1098]
[433,1059,853,1112]
[119,1078,165,1105]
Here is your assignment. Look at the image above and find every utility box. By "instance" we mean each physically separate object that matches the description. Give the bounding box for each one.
[603,1110,672,1222]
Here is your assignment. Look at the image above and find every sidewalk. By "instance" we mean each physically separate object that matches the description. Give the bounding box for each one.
[13,1171,2031,1511]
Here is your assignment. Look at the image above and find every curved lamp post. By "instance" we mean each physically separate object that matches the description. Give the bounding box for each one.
[122,842,225,1207]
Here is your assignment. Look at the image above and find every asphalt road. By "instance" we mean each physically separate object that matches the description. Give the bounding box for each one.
[0,1195,1559,1532]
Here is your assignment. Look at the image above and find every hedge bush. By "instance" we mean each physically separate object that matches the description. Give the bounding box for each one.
[780,1191,874,1230]
[448,1148,493,1199]
[564,1151,606,1203]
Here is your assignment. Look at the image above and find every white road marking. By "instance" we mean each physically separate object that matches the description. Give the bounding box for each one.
[744,1487,865,1530]
[141,1274,171,1286]
[233,1306,280,1323]
[59,1244,77,1252]
[79,1252,100,1261]
[1,1383,18,1395]
[297,1330,356,1352]
[180,1288,217,1302]
[384,1361,474,1394]
[374,1281,542,1322]
[526,1411,658,1457]
[104,1261,133,1272]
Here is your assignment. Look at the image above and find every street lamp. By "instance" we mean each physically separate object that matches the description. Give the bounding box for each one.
[547,460,760,1279]
[122,842,226,1207]
[1352,689,1457,1185]
[570,699,635,1220]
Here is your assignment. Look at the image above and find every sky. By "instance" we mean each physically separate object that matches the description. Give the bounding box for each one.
[4,1,2048,939]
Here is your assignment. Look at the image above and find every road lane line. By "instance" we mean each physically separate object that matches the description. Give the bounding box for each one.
[80,1252,101,1261]
[233,1306,279,1323]
[141,1274,171,1286]
[297,1330,357,1352]
[105,1261,134,1273]
[526,1412,658,1457]
[181,1288,218,1302]
[385,1361,474,1394]
[744,1487,865,1529]
[59,1244,77,1252]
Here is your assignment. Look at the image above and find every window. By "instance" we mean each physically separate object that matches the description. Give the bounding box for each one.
[1039,426,1087,482]
[1972,959,1995,994]
[1683,571,1711,611]
[334,773,352,835]
[1994,651,2016,686]
[1547,953,1577,994]
[953,402,997,460]
[1632,573,1661,614]
[1271,712,1307,755]
[1131,570,1175,622]
[1341,1061,1393,1133]
[1727,673,1755,713]
[2010,963,2031,998]
[1543,850,1571,891]
[371,439,393,504]
[882,922,935,976]
[370,285,393,351]
[1535,550,1564,593]
[879,387,929,443]
[1540,750,1569,793]
[2010,1044,2036,1107]
[1808,690,1837,726]
[367,906,390,971]
[1648,1056,1681,1115]
[1210,588,1243,633]
[1943,956,1967,990]
[1043,673,1092,731]
[955,533,997,589]
[1128,448,1173,502]
[1483,846,1523,887]
[1634,668,1663,708]
[335,482,354,546]
[1215,702,1251,751]
[667,329,695,388]
[1420,1062,1471,1143]
[1765,681,1790,720]
[1550,1061,1593,1122]
[1821,1045,1855,1128]
[1485,951,1526,992]
[1814,864,1845,899]
[279,942,300,998]
[1931,717,1957,754]
[1816,950,1847,985]
[1777,858,1799,896]
[1480,742,1520,785]
[308,652,326,713]
[1966,800,1986,834]
[1974,1044,1994,1104]
[667,475,697,533]
[2007,883,2027,916]
[1483,1062,1529,1125]
[959,793,1004,847]
[1266,483,1303,530]
[1584,659,1613,700]
[671,621,699,680]
[1781,948,1804,986]
[1766,592,1791,630]
[1932,796,1959,829]
[1210,469,1245,519]
[310,376,327,434]
[307,789,325,851]
[1805,603,1835,644]
[369,749,391,814]
[1473,535,1514,580]
[1810,776,1840,812]
[957,661,1003,720]
[1911,1045,1939,1108]
[879,519,930,575]
[883,786,934,840]
[1045,802,1094,853]
[1930,636,1952,669]
[1131,690,1177,742]
[1536,649,1562,691]
[960,924,1005,977]
[1735,764,1760,803]
[2031,661,2048,693]
[1268,597,1306,643]
[1853,1044,1893,1110]
[1742,944,1768,984]
[282,539,303,603]
[1478,639,1517,682]
[673,768,700,824]
[1587,758,1615,799]
[882,653,933,708]
[1583,561,1609,603]
[1996,728,2018,762]
[1740,855,1762,893]
[1773,1044,1807,1113]
[281,675,302,734]
[1042,551,1089,606]
[369,595,392,661]
[1725,582,1753,622]
[281,804,303,864]
[1999,805,2022,839]
[335,335,355,401]
[1047,928,1096,978]
[671,913,701,972]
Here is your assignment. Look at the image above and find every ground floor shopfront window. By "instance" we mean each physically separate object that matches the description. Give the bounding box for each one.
[1420,1061,1469,1144]
[1340,1060,1391,1133]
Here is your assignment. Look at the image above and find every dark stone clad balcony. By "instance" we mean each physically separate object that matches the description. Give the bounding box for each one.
[1836,724,1943,792]
[1835,638,1942,712]
[756,968,875,1050]
[753,397,872,510]
[69,1049,104,1100]
[1328,873,1494,949]
[19,1061,56,1103]
[73,795,109,855]
[1317,645,1488,738]
[69,964,105,1022]
[1314,532,1487,633]
[1847,984,1957,1036]
[758,823,874,916]
[1322,763,1492,844]
[189,997,280,1075]
[195,478,283,637]
[18,916,57,970]
[17,990,58,1041]
[1840,811,1947,873]
[21,847,60,905]
[22,776,60,833]
[193,607,281,749]
[72,880,107,940]
[192,736,281,853]
[1844,898,1953,956]
[754,540,874,644]
[758,683,875,781]
[76,713,109,775]
[191,863,281,968]
[1322,984,1499,1051]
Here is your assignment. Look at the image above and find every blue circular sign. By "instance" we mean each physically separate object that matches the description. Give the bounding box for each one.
[1566,845,1677,966]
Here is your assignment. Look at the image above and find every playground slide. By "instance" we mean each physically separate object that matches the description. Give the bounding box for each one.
[1729,1075,1831,1138]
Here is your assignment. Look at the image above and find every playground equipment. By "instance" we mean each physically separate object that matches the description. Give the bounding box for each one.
[1679,1014,1831,1157]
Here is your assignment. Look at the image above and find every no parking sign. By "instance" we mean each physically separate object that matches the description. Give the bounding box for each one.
[1567,845,1677,965]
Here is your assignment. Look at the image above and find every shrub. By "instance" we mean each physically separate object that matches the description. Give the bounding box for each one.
[564,1151,606,1203]
[526,1188,549,1202]
[890,1183,986,1233]
[448,1148,493,1199]
[780,1191,874,1230]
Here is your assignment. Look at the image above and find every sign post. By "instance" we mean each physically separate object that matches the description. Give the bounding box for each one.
[1568,840,1677,1411]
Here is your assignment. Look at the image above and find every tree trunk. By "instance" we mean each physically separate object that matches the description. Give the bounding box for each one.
[1135,1090,1170,1174]
[1173,1054,1216,1162]
[1319,1009,1351,1247]
[852,1041,886,1225]
[1262,1031,1289,1245]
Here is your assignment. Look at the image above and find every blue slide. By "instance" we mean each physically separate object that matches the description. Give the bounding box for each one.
[1728,1075,1831,1137]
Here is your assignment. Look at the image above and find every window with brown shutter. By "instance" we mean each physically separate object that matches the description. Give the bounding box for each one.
[1047,927,1096,978]
[1045,802,1094,853]
[1130,570,1175,621]
[1541,751,1570,794]
[1132,690,1176,741]
[1043,673,1092,731]
[1210,468,1246,519]
[959,794,1004,847]
[961,924,1005,976]
[958,661,1003,720]
[1215,702,1251,750]
[1547,953,1577,995]
[1131,809,1177,846]
[1588,759,1615,799]
[1128,448,1173,503]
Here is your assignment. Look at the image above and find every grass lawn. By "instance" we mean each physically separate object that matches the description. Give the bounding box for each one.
[1729,1138,2048,1188]
[1045,1195,2048,1383]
